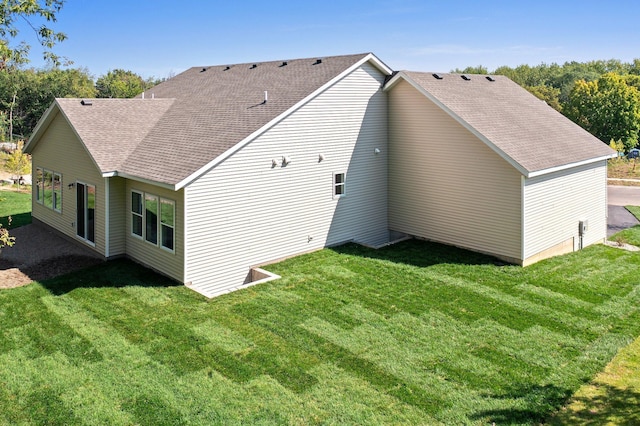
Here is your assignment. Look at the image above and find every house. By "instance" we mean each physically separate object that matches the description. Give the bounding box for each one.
[24,53,616,298]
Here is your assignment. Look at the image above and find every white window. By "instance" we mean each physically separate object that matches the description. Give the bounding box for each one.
[36,167,62,213]
[53,172,62,212]
[131,190,175,253]
[43,169,53,208]
[131,191,143,238]
[160,198,175,251]
[35,168,43,203]
[145,193,159,245]
[333,172,346,198]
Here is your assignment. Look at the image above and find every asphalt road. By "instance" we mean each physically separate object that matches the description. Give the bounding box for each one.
[608,185,640,236]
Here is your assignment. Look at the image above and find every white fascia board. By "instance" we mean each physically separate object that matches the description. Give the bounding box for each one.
[24,100,59,153]
[387,72,531,177]
[26,99,106,177]
[526,154,617,178]
[174,54,392,190]
[104,171,175,191]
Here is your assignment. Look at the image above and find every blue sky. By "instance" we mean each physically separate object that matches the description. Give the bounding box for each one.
[17,0,640,79]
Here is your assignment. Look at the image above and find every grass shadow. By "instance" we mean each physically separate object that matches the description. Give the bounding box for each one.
[330,238,509,269]
[469,383,573,424]
[0,212,32,229]
[548,383,640,425]
[38,258,182,296]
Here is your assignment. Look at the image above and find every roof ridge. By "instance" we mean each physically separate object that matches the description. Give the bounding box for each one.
[190,52,371,69]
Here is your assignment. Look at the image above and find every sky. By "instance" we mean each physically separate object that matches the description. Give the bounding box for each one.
[16,0,640,79]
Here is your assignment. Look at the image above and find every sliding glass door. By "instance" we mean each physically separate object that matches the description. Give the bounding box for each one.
[76,182,95,244]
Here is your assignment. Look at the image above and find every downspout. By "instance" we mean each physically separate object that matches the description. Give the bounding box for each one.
[105,177,110,258]
[521,175,526,264]
[183,186,189,284]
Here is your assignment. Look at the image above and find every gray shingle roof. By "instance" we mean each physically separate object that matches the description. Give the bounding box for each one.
[123,54,375,185]
[394,71,616,175]
[30,53,377,187]
[55,98,175,173]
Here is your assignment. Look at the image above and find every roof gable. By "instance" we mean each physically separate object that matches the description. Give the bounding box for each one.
[124,53,390,188]
[29,53,391,189]
[385,71,616,176]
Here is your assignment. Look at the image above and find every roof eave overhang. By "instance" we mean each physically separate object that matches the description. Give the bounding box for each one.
[174,53,393,190]
[526,153,618,178]
[24,100,60,154]
[101,171,176,190]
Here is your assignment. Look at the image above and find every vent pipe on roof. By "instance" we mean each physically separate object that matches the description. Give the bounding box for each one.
[152,93,155,99]
[264,91,268,104]
[432,73,443,80]
[313,58,322,65]
[141,92,145,99]
[80,100,92,106]
[485,76,496,82]
[224,66,230,71]
[200,67,207,72]
[461,75,471,81]
[251,64,258,69]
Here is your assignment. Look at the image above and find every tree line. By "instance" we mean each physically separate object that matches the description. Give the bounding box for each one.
[455,59,640,152]
[0,68,163,141]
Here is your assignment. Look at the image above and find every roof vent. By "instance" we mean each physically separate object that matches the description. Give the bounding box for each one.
[432,73,443,80]
[224,66,230,71]
[250,64,258,69]
[80,100,92,106]
[461,75,471,81]
[485,76,496,82]
[313,58,322,65]
[280,61,288,67]
[200,67,207,72]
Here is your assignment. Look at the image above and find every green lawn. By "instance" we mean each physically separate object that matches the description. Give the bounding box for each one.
[0,189,31,229]
[547,207,640,424]
[1,232,640,424]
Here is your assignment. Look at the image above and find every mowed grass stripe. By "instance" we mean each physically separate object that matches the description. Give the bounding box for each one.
[1,235,640,424]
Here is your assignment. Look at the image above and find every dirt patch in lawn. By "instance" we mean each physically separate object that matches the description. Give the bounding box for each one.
[0,223,103,289]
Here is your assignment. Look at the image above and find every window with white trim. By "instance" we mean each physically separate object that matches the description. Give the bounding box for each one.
[35,168,43,203]
[145,193,159,245]
[333,172,346,198]
[131,190,175,252]
[53,172,62,212]
[36,167,62,213]
[131,191,143,238]
[160,198,175,251]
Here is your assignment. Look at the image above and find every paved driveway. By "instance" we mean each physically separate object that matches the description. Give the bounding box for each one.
[608,185,640,236]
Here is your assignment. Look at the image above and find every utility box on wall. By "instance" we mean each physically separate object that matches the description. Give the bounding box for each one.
[579,219,588,235]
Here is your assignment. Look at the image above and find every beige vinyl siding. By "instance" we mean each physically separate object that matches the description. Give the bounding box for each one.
[523,161,607,260]
[108,177,126,256]
[185,62,388,296]
[125,180,184,282]
[30,111,106,256]
[388,79,522,261]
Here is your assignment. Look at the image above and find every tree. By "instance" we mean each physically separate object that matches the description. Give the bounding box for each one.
[4,140,30,190]
[452,65,488,75]
[565,73,640,151]
[0,0,67,69]
[0,67,95,138]
[525,85,562,112]
[96,69,159,98]
[0,0,67,247]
